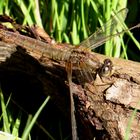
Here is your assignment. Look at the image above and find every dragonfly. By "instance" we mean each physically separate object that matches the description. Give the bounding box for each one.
[0,8,139,140]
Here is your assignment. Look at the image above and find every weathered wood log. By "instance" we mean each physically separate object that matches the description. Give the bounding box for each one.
[0,39,140,140]
[76,54,140,140]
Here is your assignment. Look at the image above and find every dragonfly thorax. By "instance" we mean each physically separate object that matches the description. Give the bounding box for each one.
[69,49,89,65]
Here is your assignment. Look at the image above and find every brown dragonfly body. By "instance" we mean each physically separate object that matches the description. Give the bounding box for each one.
[0,29,112,79]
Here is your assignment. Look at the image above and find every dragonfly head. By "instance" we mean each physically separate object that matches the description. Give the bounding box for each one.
[98,59,113,77]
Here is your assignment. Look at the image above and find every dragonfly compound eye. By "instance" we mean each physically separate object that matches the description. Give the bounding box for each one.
[100,65,111,77]
[98,59,113,77]
[104,59,113,66]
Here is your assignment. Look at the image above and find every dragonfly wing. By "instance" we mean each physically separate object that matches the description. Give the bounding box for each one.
[80,8,128,50]
[75,61,97,84]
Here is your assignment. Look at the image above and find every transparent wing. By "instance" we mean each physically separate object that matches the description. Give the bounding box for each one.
[80,8,128,50]
[75,61,98,84]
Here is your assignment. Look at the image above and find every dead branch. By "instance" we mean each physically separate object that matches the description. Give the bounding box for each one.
[0,29,140,139]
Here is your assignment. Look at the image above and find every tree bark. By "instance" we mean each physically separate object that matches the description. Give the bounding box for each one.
[0,39,140,140]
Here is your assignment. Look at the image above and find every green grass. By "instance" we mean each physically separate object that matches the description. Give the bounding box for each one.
[0,0,140,139]
[124,100,140,140]
[0,89,50,140]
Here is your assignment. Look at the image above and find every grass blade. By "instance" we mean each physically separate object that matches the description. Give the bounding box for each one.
[21,96,50,140]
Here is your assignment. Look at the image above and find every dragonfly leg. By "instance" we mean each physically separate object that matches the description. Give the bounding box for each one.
[66,62,79,140]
